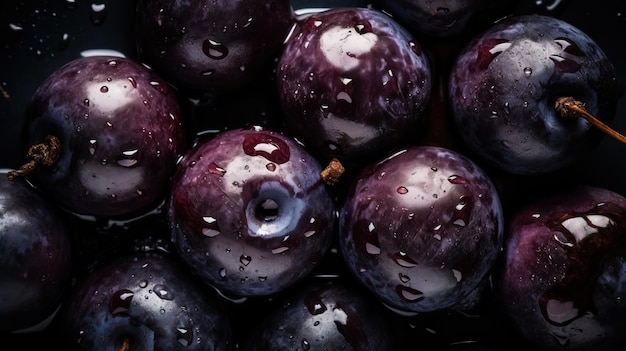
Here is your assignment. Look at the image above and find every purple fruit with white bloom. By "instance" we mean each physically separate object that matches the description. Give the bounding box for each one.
[339,145,503,313]
[277,7,432,173]
[168,126,336,297]
[448,14,619,175]
[497,185,626,351]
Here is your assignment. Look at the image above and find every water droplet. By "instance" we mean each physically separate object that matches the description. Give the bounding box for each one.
[397,186,408,195]
[89,3,107,25]
[154,284,174,300]
[208,162,226,176]
[117,149,139,167]
[305,296,327,315]
[391,252,418,268]
[272,246,289,254]
[523,67,533,77]
[219,268,227,278]
[176,327,193,346]
[301,339,311,350]
[100,85,108,93]
[109,289,134,315]
[127,76,137,88]
[201,69,216,76]
[266,163,276,172]
[396,285,425,302]
[399,273,410,283]
[138,279,148,288]
[476,39,511,70]
[202,216,221,237]
[242,133,290,164]
[240,255,252,266]
[202,39,228,59]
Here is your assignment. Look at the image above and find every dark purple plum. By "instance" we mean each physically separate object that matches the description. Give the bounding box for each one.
[276,7,432,174]
[135,0,295,95]
[57,251,234,350]
[0,169,72,333]
[339,145,504,313]
[241,278,396,351]
[10,55,187,218]
[167,126,336,297]
[497,185,626,351]
[448,14,619,175]
[372,0,520,39]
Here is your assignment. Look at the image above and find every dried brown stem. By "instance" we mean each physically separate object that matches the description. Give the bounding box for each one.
[321,158,345,186]
[7,135,61,180]
[118,338,131,351]
[555,96,626,145]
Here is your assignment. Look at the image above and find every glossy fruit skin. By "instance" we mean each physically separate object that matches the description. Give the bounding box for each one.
[135,0,295,95]
[497,185,626,351]
[0,170,72,333]
[339,145,504,313]
[241,278,396,351]
[24,55,187,218]
[168,127,336,297]
[57,252,234,351]
[448,14,618,175]
[277,7,432,173]
[372,0,519,38]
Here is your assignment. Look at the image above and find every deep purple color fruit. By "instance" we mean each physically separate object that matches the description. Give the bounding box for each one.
[57,252,233,350]
[497,185,626,351]
[373,0,519,38]
[448,14,618,175]
[168,127,336,297]
[135,0,295,94]
[277,7,432,173]
[241,278,396,351]
[21,55,186,218]
[339,145,504,313]
[0,169,72,333]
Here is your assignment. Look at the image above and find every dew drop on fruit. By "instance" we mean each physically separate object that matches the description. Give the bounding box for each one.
[89,3,107,25]
[272,246,289,254]
[523,67,533,77]
[127,76,137,88]
[305,295,327,315]
[240,255,252,266]
[153,284,174,301]
[397,186,408,194]
[138,279,148,288]
[266,162,276,172]
[243,134,290,164]
[88,139,97,155]
[176,327,193,347]
[399,272,411,283]
[391,252,418,268]
[100,85,108,93]
[396,285,425,302]
[219,268,227,278]
[202,39,228,59]
[202,216,221,237]
[301,339,311,350]
[109,289,134,315]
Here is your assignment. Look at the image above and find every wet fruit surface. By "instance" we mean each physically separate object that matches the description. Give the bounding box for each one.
[168,127,336,297]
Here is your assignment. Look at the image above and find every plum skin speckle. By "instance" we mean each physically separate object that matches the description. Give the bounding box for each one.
[339,145,504,313]
[168,127,336,297]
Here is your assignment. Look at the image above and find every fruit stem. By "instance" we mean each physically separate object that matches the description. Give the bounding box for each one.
[6,135,61,180]
[555,96,626,145]
[118,337,131,351]
[321,158,345,185]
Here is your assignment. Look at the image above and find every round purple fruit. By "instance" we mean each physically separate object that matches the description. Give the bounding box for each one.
[168,126,336,297]
[11,55,187,218]
[0,169,73,333]
[277,7,432,173]
[339,145,504,313]
[135,0,295,95]
[497,185,626,351]
[448,14,619,175]
[57,252,234,350]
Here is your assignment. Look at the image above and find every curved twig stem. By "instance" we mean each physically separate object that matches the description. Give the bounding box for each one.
[555,96,626,145]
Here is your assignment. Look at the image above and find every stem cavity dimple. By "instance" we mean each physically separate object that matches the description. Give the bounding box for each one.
[555,96,626,145]
[7,135,61,180]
